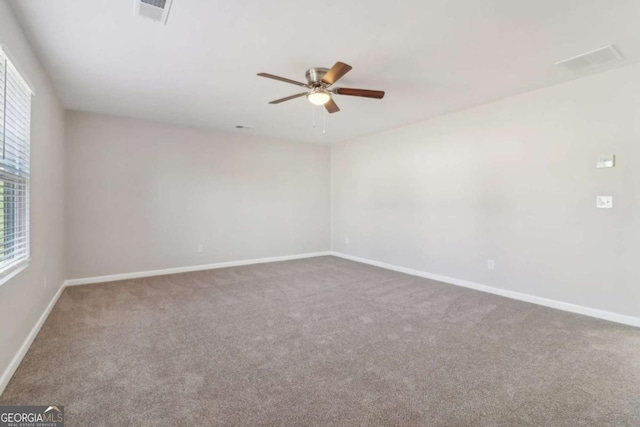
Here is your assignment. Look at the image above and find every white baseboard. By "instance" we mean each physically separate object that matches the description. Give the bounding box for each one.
[65,251,332,286]
[0,282,66,396]
[330,251,640,328]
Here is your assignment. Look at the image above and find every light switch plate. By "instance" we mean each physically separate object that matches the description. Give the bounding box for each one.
[596,154,615,169]
[596,196,613,209]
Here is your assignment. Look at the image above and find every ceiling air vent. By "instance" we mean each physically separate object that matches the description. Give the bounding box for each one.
[134,0,173,24]
[556,45,624,72]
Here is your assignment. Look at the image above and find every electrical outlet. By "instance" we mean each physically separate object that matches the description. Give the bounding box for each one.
[487,260,495,270]
[43,275,47,288]
[197,244,204,253]
[345,237,349,245]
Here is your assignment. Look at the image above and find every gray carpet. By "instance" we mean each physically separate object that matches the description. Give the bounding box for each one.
[1,256,639,426]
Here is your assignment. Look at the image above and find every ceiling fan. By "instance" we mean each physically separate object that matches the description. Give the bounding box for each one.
[257,61,385,114]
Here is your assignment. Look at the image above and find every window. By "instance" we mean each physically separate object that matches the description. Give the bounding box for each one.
[0,47,32,278]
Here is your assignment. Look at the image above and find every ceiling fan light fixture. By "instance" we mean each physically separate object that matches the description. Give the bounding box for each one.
[307,88,331,106]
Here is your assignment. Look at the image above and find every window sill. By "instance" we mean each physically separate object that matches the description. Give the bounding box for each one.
[0,259,31,288]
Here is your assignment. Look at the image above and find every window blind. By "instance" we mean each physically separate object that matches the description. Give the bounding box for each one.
[0,47,32,275]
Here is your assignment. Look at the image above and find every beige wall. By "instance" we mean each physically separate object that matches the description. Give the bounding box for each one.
[65,111,330,279]
[0,1,66,384]
[331,63,640,318]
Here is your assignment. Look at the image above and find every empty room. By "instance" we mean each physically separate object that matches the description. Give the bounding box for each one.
[0,0,639,425]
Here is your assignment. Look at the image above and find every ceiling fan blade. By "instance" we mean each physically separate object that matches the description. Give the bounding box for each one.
[257,73,309,88]
[321,62,352,86]
[324,98,340,114]
[269,92,308,104]
[334,88,385,99]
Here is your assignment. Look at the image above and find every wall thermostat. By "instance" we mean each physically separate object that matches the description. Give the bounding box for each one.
[596,154,615,169]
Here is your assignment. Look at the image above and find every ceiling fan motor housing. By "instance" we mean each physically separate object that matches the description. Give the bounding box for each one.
[305,68,330,86]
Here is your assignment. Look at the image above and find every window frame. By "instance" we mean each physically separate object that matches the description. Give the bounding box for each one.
[0,44,34,287]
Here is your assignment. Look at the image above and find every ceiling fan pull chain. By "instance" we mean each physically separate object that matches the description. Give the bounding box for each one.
[312,104,316,128]
[323,107,327,134]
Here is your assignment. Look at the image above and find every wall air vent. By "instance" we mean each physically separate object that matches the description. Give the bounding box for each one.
[134,0,173,24]
[556,45,624,72]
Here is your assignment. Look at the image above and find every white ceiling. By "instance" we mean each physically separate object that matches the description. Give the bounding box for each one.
[8,0,640,144]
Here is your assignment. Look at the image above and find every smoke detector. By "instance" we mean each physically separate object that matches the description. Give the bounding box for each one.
[134,0,173,24]
[555,45,624,72]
